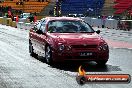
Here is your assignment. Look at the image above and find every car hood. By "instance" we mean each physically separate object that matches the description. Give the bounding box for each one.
[49,33,104,45]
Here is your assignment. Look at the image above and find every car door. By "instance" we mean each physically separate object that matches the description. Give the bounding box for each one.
[29,22,42,54]
[35,20,47,56]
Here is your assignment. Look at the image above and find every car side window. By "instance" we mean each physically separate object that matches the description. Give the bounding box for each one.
[36,22,41,30]
[36,20,43,30]
[40,20,46,33]
[35,19,45,30]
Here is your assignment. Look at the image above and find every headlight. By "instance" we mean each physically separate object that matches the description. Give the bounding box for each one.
[102,44,108,50]
[98,46,103,51]
[98,43,108,51]
[59,44,65,51]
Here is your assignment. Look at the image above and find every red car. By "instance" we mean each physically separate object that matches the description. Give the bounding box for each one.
[29,17,109,65]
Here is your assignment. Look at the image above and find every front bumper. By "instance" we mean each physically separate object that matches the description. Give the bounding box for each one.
[52,49,109,62]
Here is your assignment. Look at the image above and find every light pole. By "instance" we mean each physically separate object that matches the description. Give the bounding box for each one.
[54,0,61,17]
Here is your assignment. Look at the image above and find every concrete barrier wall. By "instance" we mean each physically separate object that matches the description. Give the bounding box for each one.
[91,18,102,28]
[0,17,3,24]
[0,17,35,30]
[0,17,13,26]
[6,18,12,26]
[81,17,118,29]
[24,23,35,30]
[2,17,7,25]
[16,22,24,29]
[11,21,17,27]
[0,16,119,30]
[81,17,91,25]
[17,22,35,30]
[105,19,118,29]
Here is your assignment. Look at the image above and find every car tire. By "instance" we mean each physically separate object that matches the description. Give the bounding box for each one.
[29,40,36,57]
[45,46,53,65]
[96,60,107,66]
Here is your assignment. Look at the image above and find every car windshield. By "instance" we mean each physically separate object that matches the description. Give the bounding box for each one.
[48,20,95,33]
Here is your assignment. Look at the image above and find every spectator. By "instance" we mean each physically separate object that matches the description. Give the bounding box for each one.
[16,15,19,22]
[11,13,14,21]
[28,14,34,22]
[34,12,37,16]
[124,21,130,31]
[34,12,37,22]
[34,15,37,23]
[117,20,121,30]
[8,10,12,17]
[102,15,106,28]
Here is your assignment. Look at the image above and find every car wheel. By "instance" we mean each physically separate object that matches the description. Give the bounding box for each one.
[96,60,107,66]
[29,40,36,57]
[45,46,53,64]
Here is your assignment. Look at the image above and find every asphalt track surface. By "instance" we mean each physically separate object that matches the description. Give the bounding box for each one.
[0,25,132,88]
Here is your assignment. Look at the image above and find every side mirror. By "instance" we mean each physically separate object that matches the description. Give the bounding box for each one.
[43,32,46,35]
[96,30,100,34]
